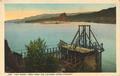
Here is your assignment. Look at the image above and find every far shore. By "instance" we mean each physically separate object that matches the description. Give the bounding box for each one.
[6,20,116,24]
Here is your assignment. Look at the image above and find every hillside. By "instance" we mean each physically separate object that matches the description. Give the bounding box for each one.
[68,7,116,24]
[6,7,116,24]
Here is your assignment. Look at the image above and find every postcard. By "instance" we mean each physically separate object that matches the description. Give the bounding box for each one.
[0,0,120,76]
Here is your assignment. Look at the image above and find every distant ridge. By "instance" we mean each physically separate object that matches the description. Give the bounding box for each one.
[6,7,116,24]
[68,7,116,24]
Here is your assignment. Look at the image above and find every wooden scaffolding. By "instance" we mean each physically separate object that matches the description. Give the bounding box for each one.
[58,25,104,72]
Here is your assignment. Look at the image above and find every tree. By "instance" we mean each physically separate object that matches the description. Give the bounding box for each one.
[25,38,47,72]
[25,37,60,72]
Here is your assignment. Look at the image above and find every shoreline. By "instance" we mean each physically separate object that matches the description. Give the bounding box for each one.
[6,21,116,24]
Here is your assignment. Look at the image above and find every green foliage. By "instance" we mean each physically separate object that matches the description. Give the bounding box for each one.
[25,37,60,72]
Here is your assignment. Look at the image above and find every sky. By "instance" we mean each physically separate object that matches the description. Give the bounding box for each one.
[4,0,116,3]
[5,4,115,20]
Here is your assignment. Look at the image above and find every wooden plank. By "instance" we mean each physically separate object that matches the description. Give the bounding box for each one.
[62,45,94,53]
[79,25,90,27]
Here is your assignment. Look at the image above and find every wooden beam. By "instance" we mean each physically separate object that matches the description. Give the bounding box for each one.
[89,25,91,48]
[78,26,81,47]
[71,28,79,45]
[90,29,101,49]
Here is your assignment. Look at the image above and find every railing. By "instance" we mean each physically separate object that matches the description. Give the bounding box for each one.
[21,47,61,59]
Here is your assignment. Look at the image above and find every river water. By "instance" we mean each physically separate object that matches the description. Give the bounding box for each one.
[5,22,116,72]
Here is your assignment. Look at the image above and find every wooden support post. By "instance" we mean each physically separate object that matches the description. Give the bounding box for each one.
[68,51,70,62]
[83,26,85,47]
[67,50,69,62]
[99,52,102,71]
[100,53,102,71]
[71,28,79,45]
[47,48,48,53]
[64,49,66,60]
[89,25,91,48]
[79,54,81,62]
[95,51,102,72]
[62,50,64,60]
[84,26,87,48]
[70,53,72,63]
[55,48,57,58]
[53,48,54,57]
[65,50,67,61]
[66,50,68,61]
[53,48,54,53]
[65,50,67,60]
[78,25,81,47]
[74,52,77,64]
[59,47,61,60]
[71,52,73,64]
[50,48,51,55]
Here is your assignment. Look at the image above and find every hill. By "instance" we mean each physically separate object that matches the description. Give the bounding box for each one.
[68,7,116,24]
[6,7,116,24]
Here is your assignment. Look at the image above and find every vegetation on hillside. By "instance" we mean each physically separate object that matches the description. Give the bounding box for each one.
[24,38,60,72]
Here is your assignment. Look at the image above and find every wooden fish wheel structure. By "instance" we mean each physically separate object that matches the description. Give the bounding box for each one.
[58,25,104,72]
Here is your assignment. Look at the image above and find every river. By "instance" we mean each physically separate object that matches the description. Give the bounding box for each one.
[5,22,116,72]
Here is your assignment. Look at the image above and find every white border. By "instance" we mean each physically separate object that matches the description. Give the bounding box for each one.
[0,0,120,76]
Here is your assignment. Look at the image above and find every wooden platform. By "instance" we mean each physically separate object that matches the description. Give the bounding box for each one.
[61,44,94,53]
